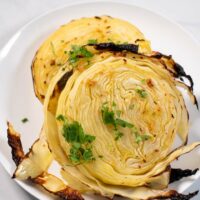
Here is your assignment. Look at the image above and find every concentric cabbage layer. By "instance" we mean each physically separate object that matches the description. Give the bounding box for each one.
[32,16,151,103]
[43,53,199,199]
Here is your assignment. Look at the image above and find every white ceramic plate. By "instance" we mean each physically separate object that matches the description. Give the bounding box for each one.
[0,1,200,199]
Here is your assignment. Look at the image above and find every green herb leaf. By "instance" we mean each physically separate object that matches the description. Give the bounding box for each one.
[112,102,116,107]
[136,89,147,98]
[141,134,151,141]
[58,115,96,164]
[63,121,85,143]
[131,126,138,134]
[88,39,98,44]
[21,118,28,123]
[68,45,93,65]
[101,103,134,140]
[115,131,123,140]
[72,142,81,149]
[101,103,150,143]
[56,114,66,122]
[135,134,143,143]
[101,105,116,128]
[115,118,134,128]
[69,145,81,164]
[83,148,95,161]
[116,110,122,117]
[84,134,96,143]
[50,42,56,57]
[135,133,150,144]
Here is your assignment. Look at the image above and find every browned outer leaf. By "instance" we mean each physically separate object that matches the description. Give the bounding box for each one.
[7,122,84,200]
[7,122,24,166]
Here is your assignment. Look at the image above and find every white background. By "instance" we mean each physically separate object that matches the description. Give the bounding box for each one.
[0,0,199,199]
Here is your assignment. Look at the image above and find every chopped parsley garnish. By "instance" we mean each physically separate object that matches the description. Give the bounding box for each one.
[56,114,66,122]
[21,118,28,123]
[57,115,96,164]
[112,101,116,107]
[101,105,116,128]
[114,130,124,140]
[136,89,147,98]
[131,124,151,144]
[68,45,93,66]
[116,110,122,117]
[115,118,133,128]
[69,144,95,164]
[88,39,98,44]
[135,133,151,144]
[101,103,134,140]
[101,103,150,143]
[50,42,56,57]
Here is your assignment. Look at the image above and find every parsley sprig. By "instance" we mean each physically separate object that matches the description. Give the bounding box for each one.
[135,133,150,143]
[101,102,150,143]
[57,115,96,164]
[101,102,133,140]
[131,125,151,143]
[88,39,98,45]
[136,88,147,98]
[50,42,56,57]
[68,45,93,66]
[21,118,28,123]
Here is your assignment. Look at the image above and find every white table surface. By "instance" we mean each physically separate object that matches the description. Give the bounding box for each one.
[0,0,199,199]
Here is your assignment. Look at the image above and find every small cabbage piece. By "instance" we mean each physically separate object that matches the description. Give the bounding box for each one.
[32,16,151,103]
[14,134,52,180]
